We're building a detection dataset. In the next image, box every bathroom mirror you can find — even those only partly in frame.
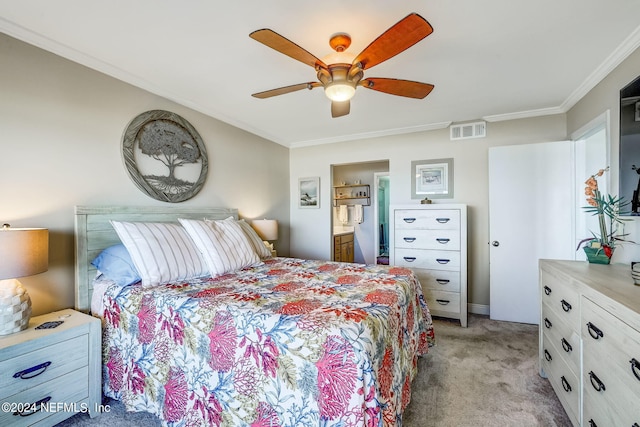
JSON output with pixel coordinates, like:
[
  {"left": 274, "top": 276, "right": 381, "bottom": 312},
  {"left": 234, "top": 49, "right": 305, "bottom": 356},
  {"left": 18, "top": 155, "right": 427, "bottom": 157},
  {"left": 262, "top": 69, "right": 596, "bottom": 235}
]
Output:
[{"left": 620, "top": 75, "right": 640, "bottom": 215}]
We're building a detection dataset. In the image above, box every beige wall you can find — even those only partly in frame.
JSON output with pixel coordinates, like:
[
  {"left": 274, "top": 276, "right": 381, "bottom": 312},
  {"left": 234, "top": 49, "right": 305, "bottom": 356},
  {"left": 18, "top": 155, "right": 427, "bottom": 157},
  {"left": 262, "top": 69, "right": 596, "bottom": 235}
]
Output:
[
  {"left": 567, "top": 46, "right": 640, "bottom": 266},
  {"left": 0, "top": 34, "right": 290, "bottom": 316},
  {"left": 290, "top": 115, "right": 567, "bottom": 308}
]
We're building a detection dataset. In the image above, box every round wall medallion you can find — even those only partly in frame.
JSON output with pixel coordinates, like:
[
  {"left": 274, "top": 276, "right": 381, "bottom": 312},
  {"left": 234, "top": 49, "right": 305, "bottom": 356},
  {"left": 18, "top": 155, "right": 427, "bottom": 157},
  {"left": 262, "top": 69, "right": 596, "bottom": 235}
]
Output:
[{"left": 122, "top": 110, "right": 208, "bottom": 203}]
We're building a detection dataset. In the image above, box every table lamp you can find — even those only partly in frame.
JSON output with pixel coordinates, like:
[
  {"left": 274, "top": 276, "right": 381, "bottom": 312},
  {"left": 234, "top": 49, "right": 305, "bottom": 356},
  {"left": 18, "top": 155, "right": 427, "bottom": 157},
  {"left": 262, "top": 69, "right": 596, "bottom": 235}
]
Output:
[
  {"left": 0, "top": 224, "right": 49, "bottom": 335},
  {"left": 251, "top": 219, "right": 278, "bottom": 252}
]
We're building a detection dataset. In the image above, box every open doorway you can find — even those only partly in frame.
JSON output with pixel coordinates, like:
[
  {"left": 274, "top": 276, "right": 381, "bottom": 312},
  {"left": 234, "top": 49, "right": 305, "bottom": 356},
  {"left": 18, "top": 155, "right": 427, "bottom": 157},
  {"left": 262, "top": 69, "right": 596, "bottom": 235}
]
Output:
[
  {"left": 331, "top": 161, "right": 389, "bottom": 264},
  {"left": 374, "top": 172, "right": 390, "bottom": 265}
]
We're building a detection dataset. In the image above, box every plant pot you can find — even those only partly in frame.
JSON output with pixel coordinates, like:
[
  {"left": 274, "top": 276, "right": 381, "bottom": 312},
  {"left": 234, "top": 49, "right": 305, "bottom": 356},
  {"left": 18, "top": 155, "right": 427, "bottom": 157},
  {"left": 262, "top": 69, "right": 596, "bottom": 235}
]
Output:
[{"left": 583, "top": 246, "right": 612, "bottom": 265}]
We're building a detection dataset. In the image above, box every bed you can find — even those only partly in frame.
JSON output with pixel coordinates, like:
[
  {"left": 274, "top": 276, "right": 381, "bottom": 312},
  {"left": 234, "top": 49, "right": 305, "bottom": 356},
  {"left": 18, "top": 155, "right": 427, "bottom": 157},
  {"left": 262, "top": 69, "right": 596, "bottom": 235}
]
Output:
[{"left": 74, "top": 205, "right": 434, "bottom": 427}]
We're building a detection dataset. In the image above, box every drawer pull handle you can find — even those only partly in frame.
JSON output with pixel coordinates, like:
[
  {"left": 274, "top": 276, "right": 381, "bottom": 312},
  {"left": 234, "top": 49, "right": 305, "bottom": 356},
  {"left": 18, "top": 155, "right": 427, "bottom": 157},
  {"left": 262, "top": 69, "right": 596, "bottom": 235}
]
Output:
[
  {"left": 403, "top": 237, "right": 416, "bottom": 243},
  {"left": 560, "top": 299, "right": 572, "bottom": 312},
  {"left": 435, "top": 218, "right": 450, "bottom": 223},
  {"left": 436, "top": 238, "right": 450, "bottom": 244},
  {"left": 13, "top": 396, "right": 51, "bottom": 417},
  {"left": 544, "top": 349, "right": 552, "bottom": 362},
  {"left": 435, "top": 299, "right": 450, "bottom": 305},
  {"left": 560, "top": 375, "right": 571, "bottom": 392},
  {"left": 436, "top": 279, "right": 450, "bottom": 285},
  {"left": 403, "top": 257, "right": 416, "bottom": 262},
  {"left": 436, "top": 259, "right": 450, "bottom": 264},
  {"left": 587, "top": 322, "right": 604, "bottom": 340},
  {"left": 630, "top": 358, "right": 640, "bottom": 381},
  {"left": 403, "top": 218, "right": 416, "bottom": 223},
  {"left": 544, "top": 318, "right": 552, "bottom": 329},
  {"left": 588, "top": 420, "right": 597, "bottom": 427},
  {"left": 544, "top": 286, "right": 551, "bottom": 295},
  {"left": 13, "top": 361, "right": 52, "bottom": 379},
  {"left": 561, "top": 338, "right": 572, "bottom": 353},
  {"left": 589, "top": 371, "right": 606, "bottom": 392}
]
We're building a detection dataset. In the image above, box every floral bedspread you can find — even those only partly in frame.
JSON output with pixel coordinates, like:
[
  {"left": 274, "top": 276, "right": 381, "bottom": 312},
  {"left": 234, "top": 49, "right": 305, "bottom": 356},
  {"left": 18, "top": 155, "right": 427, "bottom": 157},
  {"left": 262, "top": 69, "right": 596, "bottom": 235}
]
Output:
[{"left": 101, "top": 257, "right": 435, "bottom": 427}]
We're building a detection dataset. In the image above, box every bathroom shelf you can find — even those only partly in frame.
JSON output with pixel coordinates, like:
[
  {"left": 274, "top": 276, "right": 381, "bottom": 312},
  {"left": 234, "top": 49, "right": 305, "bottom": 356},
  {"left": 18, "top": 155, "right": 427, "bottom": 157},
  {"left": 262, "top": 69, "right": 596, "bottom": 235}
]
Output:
[{"left": 333, "top": 184, "right": 370, "bottom": 206}]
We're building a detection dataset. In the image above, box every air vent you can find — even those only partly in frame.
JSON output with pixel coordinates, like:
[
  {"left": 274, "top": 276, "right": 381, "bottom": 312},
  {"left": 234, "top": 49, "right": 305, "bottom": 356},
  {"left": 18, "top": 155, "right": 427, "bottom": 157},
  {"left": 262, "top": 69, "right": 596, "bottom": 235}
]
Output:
[{"left": 450, "top": 121, "right": 486, "bottom": 140}]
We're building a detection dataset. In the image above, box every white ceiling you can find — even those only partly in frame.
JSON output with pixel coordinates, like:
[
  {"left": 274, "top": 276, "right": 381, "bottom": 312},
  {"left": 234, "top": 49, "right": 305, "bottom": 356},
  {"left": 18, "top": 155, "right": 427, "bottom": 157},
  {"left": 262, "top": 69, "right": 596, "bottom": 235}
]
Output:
[{"left": 2, "top": 1, "right": 640, "bottom": 148}]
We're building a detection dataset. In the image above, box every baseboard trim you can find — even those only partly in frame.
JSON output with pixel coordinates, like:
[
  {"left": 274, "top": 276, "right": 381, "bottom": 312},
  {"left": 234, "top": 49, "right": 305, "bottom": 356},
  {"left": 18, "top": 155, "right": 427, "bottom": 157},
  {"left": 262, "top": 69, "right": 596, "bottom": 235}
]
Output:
[{"left": 468, "top": 303, "right": 489, "bottom": 316}]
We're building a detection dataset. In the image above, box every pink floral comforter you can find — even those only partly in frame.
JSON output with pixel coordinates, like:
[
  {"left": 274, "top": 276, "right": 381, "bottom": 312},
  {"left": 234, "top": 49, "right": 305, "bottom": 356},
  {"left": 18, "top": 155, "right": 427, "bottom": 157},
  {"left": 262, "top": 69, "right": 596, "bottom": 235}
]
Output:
[{"left": 102, "top": 257, "right": 434, "bottom": 426}]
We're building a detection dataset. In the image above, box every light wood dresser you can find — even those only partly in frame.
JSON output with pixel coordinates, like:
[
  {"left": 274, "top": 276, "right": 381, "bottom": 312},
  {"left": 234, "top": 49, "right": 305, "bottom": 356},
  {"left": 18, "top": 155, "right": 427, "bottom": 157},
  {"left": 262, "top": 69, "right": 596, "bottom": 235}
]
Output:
[
  {"left": 539, "top": 260, "right": 640, "bottom": 426},
  {"left": 390, "top": 204, "right": 468, "bottom": 327},
  {"left": 0, "top": 309, "right": 101, "bottom": 426}
]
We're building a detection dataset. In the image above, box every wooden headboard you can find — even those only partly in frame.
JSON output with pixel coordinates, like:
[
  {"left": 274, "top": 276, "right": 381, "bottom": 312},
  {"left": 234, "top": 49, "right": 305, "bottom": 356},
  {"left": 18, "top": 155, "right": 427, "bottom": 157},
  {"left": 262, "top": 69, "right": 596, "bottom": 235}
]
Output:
[{"left": 74, "top": 205, "right": 238, "bottom": 313}]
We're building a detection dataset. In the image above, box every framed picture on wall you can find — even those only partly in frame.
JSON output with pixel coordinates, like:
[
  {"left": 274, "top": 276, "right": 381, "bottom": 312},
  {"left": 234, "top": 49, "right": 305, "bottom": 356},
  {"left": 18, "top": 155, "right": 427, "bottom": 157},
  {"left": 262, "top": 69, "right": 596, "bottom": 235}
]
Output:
[
  {"left": 298, "top": 177, "right": 320, "bottom": 208},
  {"left": 411, "top": 158, "right": 454, "bottom": 199}
]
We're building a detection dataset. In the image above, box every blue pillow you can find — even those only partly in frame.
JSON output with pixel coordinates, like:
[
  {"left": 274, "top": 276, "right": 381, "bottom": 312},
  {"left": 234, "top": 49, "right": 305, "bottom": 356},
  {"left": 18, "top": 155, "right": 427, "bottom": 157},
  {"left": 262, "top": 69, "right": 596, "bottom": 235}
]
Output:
[{"left": 91, "top": 244, "right": 141, "bottom": 286}]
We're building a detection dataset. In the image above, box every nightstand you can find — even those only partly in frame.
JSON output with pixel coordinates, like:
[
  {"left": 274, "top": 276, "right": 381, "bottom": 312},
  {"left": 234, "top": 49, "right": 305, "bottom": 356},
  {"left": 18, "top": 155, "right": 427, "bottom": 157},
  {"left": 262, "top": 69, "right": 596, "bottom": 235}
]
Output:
[{"left": 0, "top": 309, "right": 101, "bottom": 426}]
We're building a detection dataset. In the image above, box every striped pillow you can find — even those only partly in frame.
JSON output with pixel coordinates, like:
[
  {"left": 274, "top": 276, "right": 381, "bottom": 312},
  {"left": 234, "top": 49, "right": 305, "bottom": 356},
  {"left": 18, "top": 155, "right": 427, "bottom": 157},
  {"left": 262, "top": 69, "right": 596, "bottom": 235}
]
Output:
[
  {"left": 179, "top": 218, "right": 260, "bottom": 277},
  {"left": 225, "top": 218, "right": 272, "bottom": 259},
  {"left": 110, "top": 221, "right": 208, "bottom": 287}
]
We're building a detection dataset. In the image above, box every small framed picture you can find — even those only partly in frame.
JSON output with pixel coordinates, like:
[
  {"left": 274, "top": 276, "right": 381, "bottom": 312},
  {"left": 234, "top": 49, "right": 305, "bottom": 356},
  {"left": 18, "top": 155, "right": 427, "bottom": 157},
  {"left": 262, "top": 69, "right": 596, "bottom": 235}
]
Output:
[
  {"left": 411, "top": 158, "right": 454, "bottom": 199},
  {"left": 298, "top": 177, "right": 320, "bottom": 208}
]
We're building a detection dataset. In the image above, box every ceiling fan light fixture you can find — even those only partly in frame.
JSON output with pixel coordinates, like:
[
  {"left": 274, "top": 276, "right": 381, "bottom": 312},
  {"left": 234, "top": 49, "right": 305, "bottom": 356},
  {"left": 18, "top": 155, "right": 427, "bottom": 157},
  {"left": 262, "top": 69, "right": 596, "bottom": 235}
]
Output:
[{"left": 324, "top": 83, "right": 356, "bottom": 102}]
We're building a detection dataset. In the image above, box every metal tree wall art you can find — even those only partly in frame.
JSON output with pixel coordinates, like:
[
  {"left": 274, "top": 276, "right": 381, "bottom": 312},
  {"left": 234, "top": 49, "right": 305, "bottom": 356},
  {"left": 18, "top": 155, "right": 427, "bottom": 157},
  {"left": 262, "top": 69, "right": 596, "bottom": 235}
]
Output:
[{"left": 122, "top": 110, "right": 208, "bottom": 202}]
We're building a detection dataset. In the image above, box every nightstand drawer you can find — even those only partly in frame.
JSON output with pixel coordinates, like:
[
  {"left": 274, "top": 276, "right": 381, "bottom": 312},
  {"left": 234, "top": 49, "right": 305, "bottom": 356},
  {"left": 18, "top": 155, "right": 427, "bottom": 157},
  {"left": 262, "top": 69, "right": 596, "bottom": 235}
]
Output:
[
  {"left": 0, "top": 335, "right": 88, "bottom": 400},
  {"left": 0, "top": 366, "right": 89, "bottom": 427}
]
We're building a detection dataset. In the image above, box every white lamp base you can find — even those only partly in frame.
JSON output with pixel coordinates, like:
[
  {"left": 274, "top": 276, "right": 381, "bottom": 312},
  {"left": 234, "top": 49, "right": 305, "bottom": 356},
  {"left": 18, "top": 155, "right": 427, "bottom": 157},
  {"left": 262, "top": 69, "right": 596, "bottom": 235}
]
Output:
[{"left": 0, "top": 278, "right": 32, "bottom": 335}]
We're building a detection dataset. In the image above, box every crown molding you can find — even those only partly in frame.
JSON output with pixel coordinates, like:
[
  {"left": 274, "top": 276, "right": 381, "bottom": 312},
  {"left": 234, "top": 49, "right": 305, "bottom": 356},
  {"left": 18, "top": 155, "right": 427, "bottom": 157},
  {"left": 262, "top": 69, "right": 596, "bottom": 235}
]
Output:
[{"left": 288, "top": 121, "right": 452, "bottom": 148}]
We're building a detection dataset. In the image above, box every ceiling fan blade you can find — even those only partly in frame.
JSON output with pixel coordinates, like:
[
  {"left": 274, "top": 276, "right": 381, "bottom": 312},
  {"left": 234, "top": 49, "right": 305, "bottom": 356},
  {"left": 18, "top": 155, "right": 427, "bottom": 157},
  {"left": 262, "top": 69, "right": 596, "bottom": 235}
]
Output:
[
  {"left": 353, "top": 13, "right": 433, "bottom": 70},
  {"left": 331, "top": 100, "right": 350, "bottom": 118},
  {"left": 361, "top": 78, "right": 434, "bottom": 99},
  {"left": 252, "top": 82, "right": 321, "bottom": 99},
  {"left": 250, "top": 29, "right": 328, "bottom": 69}
]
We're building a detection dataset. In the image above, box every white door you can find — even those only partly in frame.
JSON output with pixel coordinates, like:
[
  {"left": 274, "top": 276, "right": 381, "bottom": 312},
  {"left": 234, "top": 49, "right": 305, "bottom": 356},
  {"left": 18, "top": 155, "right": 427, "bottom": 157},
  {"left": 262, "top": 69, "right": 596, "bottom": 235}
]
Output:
[{"left": 489, "top": 141, "right": 574, "bottom": 324}]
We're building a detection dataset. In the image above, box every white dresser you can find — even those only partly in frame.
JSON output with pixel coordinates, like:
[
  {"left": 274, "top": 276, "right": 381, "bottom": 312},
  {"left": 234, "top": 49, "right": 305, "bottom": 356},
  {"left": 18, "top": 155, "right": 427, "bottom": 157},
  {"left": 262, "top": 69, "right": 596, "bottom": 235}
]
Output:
[
  {"left": 389, "top": 204, "right": 468, "bottom": 327},
  {"left": 0, "top": 309, "right": 101, "bottom": 426},
  {"left": 539, "top": 260, "right": 640, "bottom": 426}
]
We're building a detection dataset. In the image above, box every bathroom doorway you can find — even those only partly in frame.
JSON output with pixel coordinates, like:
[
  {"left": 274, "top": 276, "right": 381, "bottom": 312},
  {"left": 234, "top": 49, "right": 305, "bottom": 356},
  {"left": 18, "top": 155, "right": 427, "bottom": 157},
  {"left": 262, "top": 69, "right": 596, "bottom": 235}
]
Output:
[{"left": 374, "top": 172, "right": 390, "bottom": 265}]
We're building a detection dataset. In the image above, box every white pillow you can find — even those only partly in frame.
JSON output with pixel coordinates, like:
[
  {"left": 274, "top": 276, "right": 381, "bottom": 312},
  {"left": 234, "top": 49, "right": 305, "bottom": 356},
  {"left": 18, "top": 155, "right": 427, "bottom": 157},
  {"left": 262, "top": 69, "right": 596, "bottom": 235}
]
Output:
[
  {"left": 110, "top": 221, "right": 208, "bottom": 287},
  {"left": 179, "top": 218, "right": 260, "bottom": 276},
  {"left": 231, "top": 218, "right": 272, "bottom": 259}
]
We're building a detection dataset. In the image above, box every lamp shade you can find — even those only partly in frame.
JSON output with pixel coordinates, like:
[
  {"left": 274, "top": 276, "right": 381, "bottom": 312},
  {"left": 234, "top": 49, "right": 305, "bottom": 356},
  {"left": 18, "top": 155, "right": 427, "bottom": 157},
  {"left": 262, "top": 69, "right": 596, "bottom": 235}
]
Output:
[
  {"left": 0, "top": 227, "right": 49, "bottom": 280},
  {"left": 0, "top": 226, "right": 48, "bottom": 335},
  {"left": 251, "top": 219, "right": 278, "bottom": 241}
]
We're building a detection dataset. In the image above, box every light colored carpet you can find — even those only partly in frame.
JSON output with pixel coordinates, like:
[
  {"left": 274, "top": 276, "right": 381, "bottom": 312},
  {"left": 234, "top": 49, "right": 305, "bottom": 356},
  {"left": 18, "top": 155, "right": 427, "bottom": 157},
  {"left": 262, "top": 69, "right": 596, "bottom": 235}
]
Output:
[
  {"left": 403, "top": 315, "right": 571, "bottom": 427},
  {"left": 57, "top": 314, "right": 570, "bottom": 427}
]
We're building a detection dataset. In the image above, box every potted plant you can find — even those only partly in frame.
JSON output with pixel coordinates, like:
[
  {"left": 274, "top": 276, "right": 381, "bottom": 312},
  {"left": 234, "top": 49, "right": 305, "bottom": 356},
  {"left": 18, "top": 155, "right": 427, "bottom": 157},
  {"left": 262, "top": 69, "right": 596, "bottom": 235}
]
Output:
[{"left": 577, "top": 167, "right": 630, "bottom": 264}]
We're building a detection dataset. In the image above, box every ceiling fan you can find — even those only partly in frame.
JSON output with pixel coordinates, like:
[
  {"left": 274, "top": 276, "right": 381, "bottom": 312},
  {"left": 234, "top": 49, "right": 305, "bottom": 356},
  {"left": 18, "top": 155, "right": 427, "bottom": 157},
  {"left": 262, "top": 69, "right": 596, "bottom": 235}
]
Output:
[{"left": 249, "top": 13, "right": 434, "bottom": 118}]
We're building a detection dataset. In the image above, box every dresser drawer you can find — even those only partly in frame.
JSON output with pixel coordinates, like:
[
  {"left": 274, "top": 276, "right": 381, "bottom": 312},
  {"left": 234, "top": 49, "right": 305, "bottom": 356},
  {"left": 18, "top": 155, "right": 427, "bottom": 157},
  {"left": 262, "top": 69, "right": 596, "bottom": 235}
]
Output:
[
  {"left": 582, "top": 297, "right": 640, "bottom": 396},
  {"left": 0, "top": 335, "right": 88, "bottom": 399},
  {"left": 394, "top": 209, "right": 460, "bottom": 230},
  {"left": 582, "top": 368, "right": 640, "bottom": 427},
  {"left": 395, "top": 248, "right": 460, "bottom": 271},
  {"left": 423, "top": 289, "right": 460, "bottom": 315},
  {"left": 413, "top": 269, "right": 460, "bottom": 292},
  {"left": 541, "top": 304, "right": 580, "bottom": 374},
  {"left": 394, "top": 229, "right": 460, "bottom": 251},
  {"left": 583, "top": 381, "right": 640, "bottom": 427},
  {"left": 540, "top": 270, "right": 580, "bottom": 332},
  {"left": 0, "top": 366, "right": 89, "bottom": 427},
  {"left": 541, "top": 338, "right": 580, "bottom": 426}
]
